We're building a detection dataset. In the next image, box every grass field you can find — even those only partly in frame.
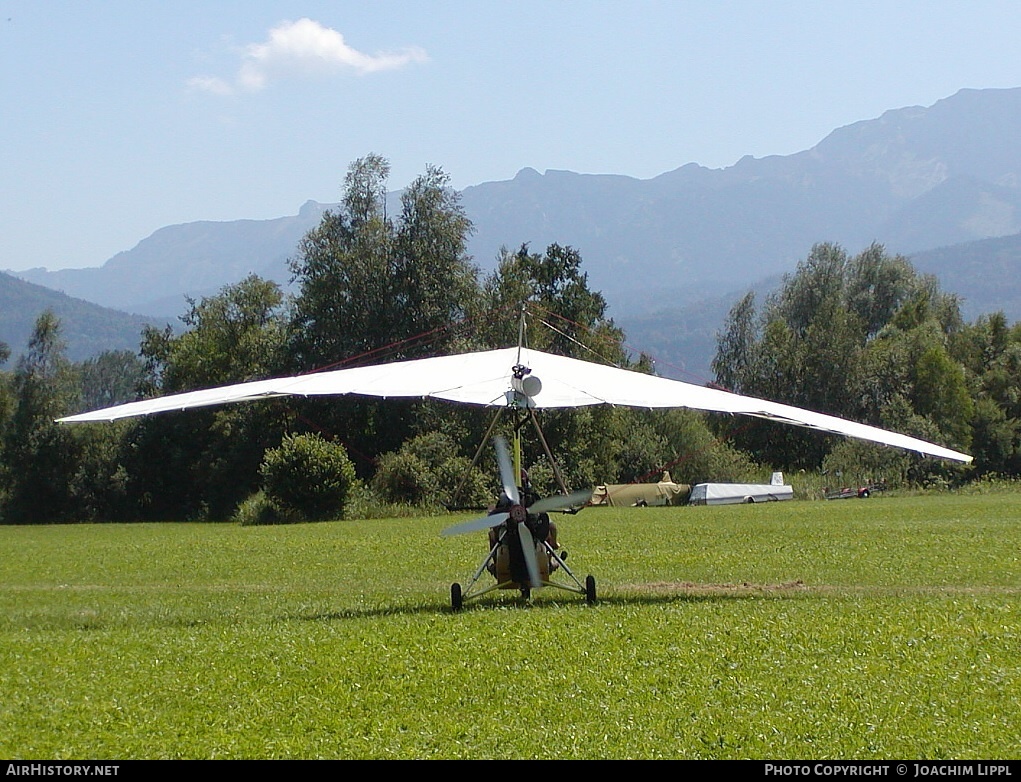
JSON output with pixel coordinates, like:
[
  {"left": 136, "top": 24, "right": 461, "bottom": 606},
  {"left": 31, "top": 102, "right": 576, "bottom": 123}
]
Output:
[{"left": 1, "top": 493, "right": 1019, "bottom": 759}]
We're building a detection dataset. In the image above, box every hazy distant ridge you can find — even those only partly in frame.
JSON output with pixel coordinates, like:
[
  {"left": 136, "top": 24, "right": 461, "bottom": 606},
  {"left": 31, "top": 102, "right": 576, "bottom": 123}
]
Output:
[
  {"left": 0, "top": 272, "right": 158, "bottom": 362},
  {"left": 7, "top": 87, "right": 1021, "bottom": 373},
  {"left": 461, "top": 87, "right": 1021, "bottom": 299},
  {"left": 14, "top": 201, "right": 332, "bottom": 317}
]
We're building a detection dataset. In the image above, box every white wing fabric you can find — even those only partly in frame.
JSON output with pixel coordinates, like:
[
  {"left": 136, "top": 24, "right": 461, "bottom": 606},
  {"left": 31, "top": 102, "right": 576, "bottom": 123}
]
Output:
[{"left": 57, "top": 347, "right": 972, "bottom": 462}]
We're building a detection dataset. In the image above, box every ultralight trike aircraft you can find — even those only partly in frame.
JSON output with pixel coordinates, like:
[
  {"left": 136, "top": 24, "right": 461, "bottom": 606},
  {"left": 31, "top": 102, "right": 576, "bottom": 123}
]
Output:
[
  {"left": 58, "top": 324, "right": 972, "bottom": 609},
  {"left": 441, "top": 434, "right": 595, "bottom": 609}
]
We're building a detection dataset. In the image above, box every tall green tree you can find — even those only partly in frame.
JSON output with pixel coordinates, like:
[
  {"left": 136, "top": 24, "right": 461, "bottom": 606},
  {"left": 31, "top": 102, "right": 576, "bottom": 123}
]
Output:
[
  {"left": 712, "top": 243, "right": 971, "bottom": 475},
  {"left": 955, "top": 313, "right": 1021, "bottom": 475},
  {"left": 287, "top": 154, "right": 396, "bottom": 368},
  {"left": 143, "top": 274, "right": 289, "bottom": 392},
  {"left": 125, "top": 276, "right": 291, "bottom": 520},
  {"left": 77, "top": 350, "right": 146, "bottom": 413},
  {"left": 392, "top": 165, "right": 479, "bottom": 354},
  {"left": 470, "top": 243, "right": 748, "bottom": 495},
  {"left": 0, "top": 341, "right": 12, "bottom": 447},
  {"left": 712, "top": 291, "right": 756, "bottom": 394},
  {"left": 0, "top": 312, "right": 82, "bottom": 522},
  {"left": 286, "top": 155, "right": 481, "bottom": 472},
  {"left": 288, "top": 155, "right": 479, "bottom": 369},
  {"left": 479, "top": 243, "right": 627, "bottom": 364}
]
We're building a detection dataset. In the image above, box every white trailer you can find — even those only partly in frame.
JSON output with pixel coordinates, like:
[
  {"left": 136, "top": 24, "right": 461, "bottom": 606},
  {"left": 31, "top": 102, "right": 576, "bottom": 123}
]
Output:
[{"left": 689, "top": 472, "right": 793, "bottom": 506}]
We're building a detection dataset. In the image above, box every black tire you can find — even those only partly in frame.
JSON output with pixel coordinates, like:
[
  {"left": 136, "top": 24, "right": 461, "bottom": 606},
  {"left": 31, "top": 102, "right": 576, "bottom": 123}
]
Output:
[
  {"left": 450, "top": 582, "right": 463, "bottom": 611},
  {"left": 585, "top": 574, "right": 597, "bottom": 604},
  {"left": 861, "top": 489, "right": 870, "bottom": 498}
]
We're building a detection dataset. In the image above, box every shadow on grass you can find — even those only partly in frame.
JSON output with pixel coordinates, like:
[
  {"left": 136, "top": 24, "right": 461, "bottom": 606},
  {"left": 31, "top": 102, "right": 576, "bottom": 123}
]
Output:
[
  {"left": 3, "top": 582, "right": 822, "bottom": 630},
  {"left": 294, "top": 582, "right": 812, "bottom": 622}
]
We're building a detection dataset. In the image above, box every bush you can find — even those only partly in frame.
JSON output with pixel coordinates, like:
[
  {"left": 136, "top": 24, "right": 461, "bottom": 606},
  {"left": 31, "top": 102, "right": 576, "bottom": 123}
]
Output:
[
  {"left": 822, "top": 439, "right": 910, "bottom": 489},
  {"left": 371, "top": 450, "right": 432, "bottom": 506},
  {"left": 371, "top": 432, "right": 493, "bottom": 509},
  {"left": 259, "top": 433, "right": 357, "bottom": 521},
  {"left": 343, "top": 482, "right": 445, "bottom": 520},
  {"left": 234, "top": 490, "right": 306, "bottom": 525}
]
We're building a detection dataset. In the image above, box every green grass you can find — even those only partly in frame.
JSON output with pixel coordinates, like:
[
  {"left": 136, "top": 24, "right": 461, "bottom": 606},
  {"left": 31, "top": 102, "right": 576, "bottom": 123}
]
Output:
[{"left": 1, "top": 494, "right": 1019, "bottom": 759}]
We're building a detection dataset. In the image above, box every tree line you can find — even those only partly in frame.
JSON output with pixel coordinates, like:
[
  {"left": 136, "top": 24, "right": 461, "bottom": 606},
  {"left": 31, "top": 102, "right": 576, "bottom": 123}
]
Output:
[
  {"left": 712, "top": 242, "right": 1021, "bottom": 484},
  {"left": 0, "top": 155, "right": 751, "bottom": 523},
  {"left": 1, "top": 156, "right": 1019, "bottom": 524}
]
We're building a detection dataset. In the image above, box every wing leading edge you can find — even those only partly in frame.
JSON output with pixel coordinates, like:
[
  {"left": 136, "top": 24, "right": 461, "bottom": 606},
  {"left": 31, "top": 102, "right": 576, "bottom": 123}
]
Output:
[{"left": 57, "top": 347, "right": 972, "bottom": 463}]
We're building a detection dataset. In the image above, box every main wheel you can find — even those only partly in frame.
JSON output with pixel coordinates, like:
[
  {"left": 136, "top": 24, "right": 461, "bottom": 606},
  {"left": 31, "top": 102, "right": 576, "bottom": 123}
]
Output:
[
  {"left": 585, "top": 574, "right": 597, "bottom": 604},
  {"left": 450, "top": 582, "right": 463, "bottom": 611}
]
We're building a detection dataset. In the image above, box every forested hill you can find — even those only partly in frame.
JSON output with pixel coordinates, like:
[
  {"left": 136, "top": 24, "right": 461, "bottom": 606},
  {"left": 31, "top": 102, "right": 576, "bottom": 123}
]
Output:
[
  {"left": 0, "top": 272, "right": 160, "bottom": 362},
  {"left": 912, "top": 232, "right": 1021, "bottom": 321}
]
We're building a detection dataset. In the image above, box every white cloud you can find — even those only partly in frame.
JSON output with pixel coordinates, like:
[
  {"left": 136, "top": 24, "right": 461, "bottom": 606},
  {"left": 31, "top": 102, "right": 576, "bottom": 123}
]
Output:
[{"left": 189, "top": 18, "right": 427, "bottom": 95}]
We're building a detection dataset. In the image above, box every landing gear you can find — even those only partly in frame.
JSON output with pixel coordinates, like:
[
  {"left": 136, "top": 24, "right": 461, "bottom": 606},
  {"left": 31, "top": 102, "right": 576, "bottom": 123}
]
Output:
[
  {"left": 444, "top": 416, "right": 595, "bottom": 611},
  {"left": 585, "top": 574, "right": 597, "bottom": 604},
  {"left": 451, "top": 582, "right": 463, "bottom": 611}
]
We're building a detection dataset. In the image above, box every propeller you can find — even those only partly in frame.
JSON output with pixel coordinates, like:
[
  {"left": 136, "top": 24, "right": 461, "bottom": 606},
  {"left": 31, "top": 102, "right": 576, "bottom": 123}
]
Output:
[
  {"left": 440, "top": 437, "right": 590, "bottom": 589},
  {"left": 515, "top": 516, "right": 541, "bottom": 590},
  {"left": 494, "top": 433, "right": 520, "bottom": 506}
]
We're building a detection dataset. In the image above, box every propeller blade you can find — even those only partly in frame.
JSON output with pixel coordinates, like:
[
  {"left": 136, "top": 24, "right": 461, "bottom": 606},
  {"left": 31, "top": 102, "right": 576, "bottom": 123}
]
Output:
[
  {"left": 517, "top": 521, "right": 542, "bottom": 588},
  {"left": 441, "top": 512, "right": 509, "bottom": 537},
  {"left": 527, "top": 489, "right": 592, "bottom": 515},
  {"left": 494, "top": 436, "right": 520, "bottom": 505}
]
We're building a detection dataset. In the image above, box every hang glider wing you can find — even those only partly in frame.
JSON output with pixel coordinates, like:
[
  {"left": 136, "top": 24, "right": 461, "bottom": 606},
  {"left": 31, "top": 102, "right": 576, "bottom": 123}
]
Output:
[{"left": 57, "top": 347, "right": 972, "bottom": 463}]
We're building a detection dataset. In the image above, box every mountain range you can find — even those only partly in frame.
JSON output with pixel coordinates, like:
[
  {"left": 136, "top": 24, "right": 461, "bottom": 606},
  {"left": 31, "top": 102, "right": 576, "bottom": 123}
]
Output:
[
  {"left": 6, "top": 86, "right": 1021, "bottom": 377},
  {"left": 0, "top": 272, "right": 156, "bottom": 363}
]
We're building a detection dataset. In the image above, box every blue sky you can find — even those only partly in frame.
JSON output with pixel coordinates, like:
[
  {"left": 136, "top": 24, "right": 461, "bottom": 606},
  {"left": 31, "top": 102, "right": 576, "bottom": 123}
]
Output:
[{"left": 3, "top": 1, "right": 1021, "bottom": 272}]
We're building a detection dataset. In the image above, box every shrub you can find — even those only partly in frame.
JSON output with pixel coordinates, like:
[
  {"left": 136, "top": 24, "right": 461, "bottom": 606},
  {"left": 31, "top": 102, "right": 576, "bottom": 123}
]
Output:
[
  {"left": 435, "top": 455, "right": 493, "bottom": 508},
  {"left": 233, "top": 490, "right": 293, "bottom": 526},
  {"left": 371, "top": 450, "right": 432, "bottom": 506},
  {"left": 259, "top": 433, "right": 357, "bottom": 521},
  {"left": 371, "top": 432, "right": 493, "bottom": 509},
  {"left": 822, "top": 439, "right": 910, "bottom": 489}
]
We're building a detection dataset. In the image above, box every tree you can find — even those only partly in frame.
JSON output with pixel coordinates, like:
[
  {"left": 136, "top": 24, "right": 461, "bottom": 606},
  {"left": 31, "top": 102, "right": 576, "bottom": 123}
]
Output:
[
  {"left": 392, "top": 165, "right": 479, "bottom": 354},
  {"left": 77, "top": 350, "right": 146, "bottom": 413},
  {"left": 846, "top": 245, "right": 917, "bottom": 339},
  {"left": 125, "top": 277, "right": 291, "bottom": 520},
  {"left": 286, "top": 156, "right": 481, "bottom": 473},
  {"left": 955, "top": 313, "right": 1021, "bottom": 475},
  {"left": 0, "top": 312, "right": 82, "bottom": 522},
  {"left": 712, "top": 291, "right": 756, "bottom": 393},
  {"left": 479, "top": 243, "right": 628, "bottom": 363},
  {"left": 471, "top": 243, "right": 669, "bottom": 491},
  {"left": 287, "top": 154, "right": 397, "bottom": 368},
  {"left": 146, "top": 274, "right": 289, "bottom": 392},
  {"left": 288, "top": 156, "right": 479, "bottom": 369},
  {"left": 0, "top": 341, "right": 12, "bottom": 448},
  {"left": 712, "top": 243, "right": 971, "bottom": 476}
]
